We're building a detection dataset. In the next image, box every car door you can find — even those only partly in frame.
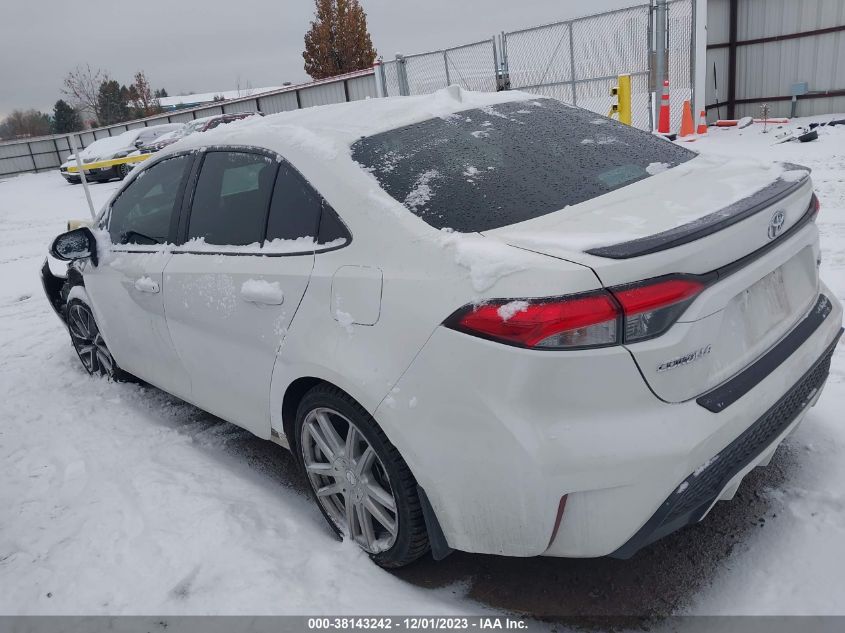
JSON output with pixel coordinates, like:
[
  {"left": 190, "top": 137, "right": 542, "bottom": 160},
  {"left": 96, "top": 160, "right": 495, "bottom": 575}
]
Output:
[
  {"left": 162, "top": 149, "right": 324, "bottom": 438},
  {"left": 83, "top": 153, "right": 194, "bottom": 397}
]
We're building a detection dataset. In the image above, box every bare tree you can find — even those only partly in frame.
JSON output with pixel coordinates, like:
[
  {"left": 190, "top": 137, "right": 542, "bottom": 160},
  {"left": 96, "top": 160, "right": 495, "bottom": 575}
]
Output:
[
  {"left": 131, "top": 70, "right": 162, "bottom": 117},
  {"left": 61, "top": 64, "right": 105, "bottom": 121},
  {"left": 0, "top": 109, "right": 52, "bottom": 140}
]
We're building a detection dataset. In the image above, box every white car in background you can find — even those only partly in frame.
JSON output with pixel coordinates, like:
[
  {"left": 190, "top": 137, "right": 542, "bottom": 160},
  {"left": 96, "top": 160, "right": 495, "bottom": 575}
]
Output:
[
  {"left": 43, "top": 89, "right": 842, "bottom": 568},
  {"left": 59, "top": 124, "right": 183, "bottom": 183}
]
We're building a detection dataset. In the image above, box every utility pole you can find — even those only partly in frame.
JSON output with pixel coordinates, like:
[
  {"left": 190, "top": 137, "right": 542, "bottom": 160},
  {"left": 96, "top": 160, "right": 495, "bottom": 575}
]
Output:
[{"left": 654, "top": 0, "right": 668, "bottom": 128}]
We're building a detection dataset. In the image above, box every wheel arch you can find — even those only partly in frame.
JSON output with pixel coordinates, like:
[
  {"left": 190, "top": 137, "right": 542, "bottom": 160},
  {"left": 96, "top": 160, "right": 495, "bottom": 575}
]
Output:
[{"left": 281, "top": 376, "right": 325, "bottom": 452}]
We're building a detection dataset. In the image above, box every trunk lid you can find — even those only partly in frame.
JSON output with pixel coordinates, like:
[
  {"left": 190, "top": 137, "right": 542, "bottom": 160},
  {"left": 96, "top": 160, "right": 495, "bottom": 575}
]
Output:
[{"left": 484, "top": 156, "right": 820, "bottom": 402}]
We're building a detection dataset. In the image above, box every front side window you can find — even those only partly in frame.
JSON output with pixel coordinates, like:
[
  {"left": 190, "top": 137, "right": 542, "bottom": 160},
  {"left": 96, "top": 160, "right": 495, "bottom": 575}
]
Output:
[
  {"left": 108, "top": 154, "right": 192, "bottom": 245},
  {"left": 351, "top": 99, "right": 696, "bottom": 232},
  {"left": 186, "top": 151, "right": 277, "bottom": 246}
]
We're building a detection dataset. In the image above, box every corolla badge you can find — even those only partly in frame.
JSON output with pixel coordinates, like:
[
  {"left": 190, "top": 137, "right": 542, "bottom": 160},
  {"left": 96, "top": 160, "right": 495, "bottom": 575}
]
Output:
[
  {"left": 768, "top": 209, "right": 786, "bottom": 240},
  {"left": 657, "top": 345, "right": 712, "bottom": 373}
]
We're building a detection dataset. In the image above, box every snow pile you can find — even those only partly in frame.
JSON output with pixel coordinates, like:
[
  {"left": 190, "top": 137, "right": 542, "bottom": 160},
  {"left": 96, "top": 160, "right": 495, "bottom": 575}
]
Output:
[
  {"left": 646, "top": 161, "right": 671, "bottom": 175},
  {"left": 404, "top": 170, "right": 440, "bottom": 211},
  {"left": 335, "top": 309, "right": 354, "bottom": 333},
  {"left": 497, "top": 300, "right": 529, "bottom": 321},
  {"left": 240, "top": 279, "right": 283, "bottom": 304},
  {"left": 438, "top": 230, "right": 530, "bottom": 292}
]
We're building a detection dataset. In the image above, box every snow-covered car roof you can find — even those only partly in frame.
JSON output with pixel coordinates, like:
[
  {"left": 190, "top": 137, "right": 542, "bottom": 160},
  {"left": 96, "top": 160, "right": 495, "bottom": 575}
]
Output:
[
  {"left": 79, "top": 130, "right": 142, "bottom": 159},
  {"left": 172, "top": 87, "right": 532, "bottom": 159}
]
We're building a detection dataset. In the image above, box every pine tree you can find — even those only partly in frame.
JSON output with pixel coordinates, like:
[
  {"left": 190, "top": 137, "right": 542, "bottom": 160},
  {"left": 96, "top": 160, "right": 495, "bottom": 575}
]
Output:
[
  {"left": 154, "top": 88, "right": 169, "bottom": 98},
  {"left": 96, "top": 79, "right": 129, "bottom": 126},
  {"left": 303, "top": 0, "right": 377, "bottom": 80},
  {"left": 52, "top": 99, "right": 83, "bottom": 134}
]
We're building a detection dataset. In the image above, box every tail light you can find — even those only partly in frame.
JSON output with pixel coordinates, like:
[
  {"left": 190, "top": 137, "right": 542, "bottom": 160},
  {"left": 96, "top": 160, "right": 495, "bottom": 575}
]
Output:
[
  {"left": 444, "top": 276, "right": 706, "bottom": 349},
  {"left": 810, "top": 193, "right": 821, "bottom": 220},
  {"left": 611, "top": 276, "right": 705, "bottom": 342},
  {"left": 443, "top": 291, "right": 620, "bottom": 350}
]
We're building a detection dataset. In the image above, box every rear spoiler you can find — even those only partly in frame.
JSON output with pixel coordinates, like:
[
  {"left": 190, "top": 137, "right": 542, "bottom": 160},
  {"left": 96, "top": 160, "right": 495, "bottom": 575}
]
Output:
[{"left": 586, "top": 164, "right": 811, "bottom": 260}]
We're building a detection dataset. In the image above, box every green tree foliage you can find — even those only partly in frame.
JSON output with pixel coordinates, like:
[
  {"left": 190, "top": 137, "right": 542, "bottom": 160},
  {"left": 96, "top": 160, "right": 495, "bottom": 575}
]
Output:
[
  {"left": 97, "top": 79, "right": 129, "bottom": 126},
  {"left": 303, "top": 0, "right": 377, "bottom": 80},
  {"left": 52, "top": 99, "right": 83, "bottom": 134}
]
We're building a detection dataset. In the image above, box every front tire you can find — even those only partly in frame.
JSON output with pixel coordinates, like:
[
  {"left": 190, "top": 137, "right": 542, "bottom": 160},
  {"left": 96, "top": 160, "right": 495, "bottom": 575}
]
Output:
[
  {"left": 295, "top": 385, "right": 429, "bottom": 568},
  {"left": 66, "top": 299, "right": 130, "bottom": 381}
]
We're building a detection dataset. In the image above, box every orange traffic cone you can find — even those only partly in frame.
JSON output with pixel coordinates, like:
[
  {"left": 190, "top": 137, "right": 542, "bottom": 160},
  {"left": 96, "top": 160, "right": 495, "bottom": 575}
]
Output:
[
  {"left": 696, "top": 110, "right": 708, "bottom": 135},
  {"left": 657, "top": 80, "right": 671, "bottom": 134},
  {"left": 679, "top": 100, "right": 695, "bottom": 137}
]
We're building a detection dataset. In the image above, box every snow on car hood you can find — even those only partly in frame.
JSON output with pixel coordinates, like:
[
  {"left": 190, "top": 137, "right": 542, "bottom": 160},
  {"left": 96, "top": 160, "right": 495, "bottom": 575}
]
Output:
[{"left": 80, "top": 131, "right": 140, "bottom": 160}]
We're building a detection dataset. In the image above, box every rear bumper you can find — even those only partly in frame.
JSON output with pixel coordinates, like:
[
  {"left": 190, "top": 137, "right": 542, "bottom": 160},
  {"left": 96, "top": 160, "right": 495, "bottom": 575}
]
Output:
[
  {"left": 376, "top": 284, "right": 843, "bottom": 558},
  {"left": 612, "top": 327, "right": 841, "bottom": 558}
]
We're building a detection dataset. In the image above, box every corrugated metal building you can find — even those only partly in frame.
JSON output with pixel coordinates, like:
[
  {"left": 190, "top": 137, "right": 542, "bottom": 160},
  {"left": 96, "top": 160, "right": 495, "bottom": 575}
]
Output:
[{"left": 706, "top": 0, "right": 845, "bottom": 120}]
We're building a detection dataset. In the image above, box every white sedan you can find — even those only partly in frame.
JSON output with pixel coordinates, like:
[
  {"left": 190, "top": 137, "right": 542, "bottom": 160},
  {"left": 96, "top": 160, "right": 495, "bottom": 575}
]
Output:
[{"left": 42, "top": 88, "right": 843, "bottom": 568}]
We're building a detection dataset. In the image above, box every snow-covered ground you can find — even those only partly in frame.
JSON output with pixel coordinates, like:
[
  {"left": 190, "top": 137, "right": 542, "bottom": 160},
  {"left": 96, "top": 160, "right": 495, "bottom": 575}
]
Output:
[{"left": 0, "top": 115, "right": 844, "bottom": 620}]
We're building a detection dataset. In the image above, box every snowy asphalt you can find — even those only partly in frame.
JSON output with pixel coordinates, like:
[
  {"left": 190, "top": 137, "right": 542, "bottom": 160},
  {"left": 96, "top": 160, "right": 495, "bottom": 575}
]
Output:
[{"left": 1, "top": 118, "right": 844, "bottom": 623}]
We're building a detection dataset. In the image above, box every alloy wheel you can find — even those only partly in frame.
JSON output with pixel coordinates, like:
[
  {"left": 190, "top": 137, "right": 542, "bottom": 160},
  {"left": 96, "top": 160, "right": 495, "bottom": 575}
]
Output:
[
  {"left": 67, "top": 302, "right": 116, "bottom": 377},
  {"left": 301, "top": 407, "right": 399, "bottom": 553}
]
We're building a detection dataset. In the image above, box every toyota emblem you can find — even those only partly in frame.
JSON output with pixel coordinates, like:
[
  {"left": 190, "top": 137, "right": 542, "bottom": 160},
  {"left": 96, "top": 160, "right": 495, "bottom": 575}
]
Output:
[{"left": 768, "top": 209, "right": 786, "bottom": 240}]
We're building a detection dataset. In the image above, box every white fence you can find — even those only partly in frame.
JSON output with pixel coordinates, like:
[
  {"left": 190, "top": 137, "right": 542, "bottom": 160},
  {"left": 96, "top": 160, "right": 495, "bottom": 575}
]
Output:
[{"left": 0, "top": 69, "right": 377, "bottom": 179}]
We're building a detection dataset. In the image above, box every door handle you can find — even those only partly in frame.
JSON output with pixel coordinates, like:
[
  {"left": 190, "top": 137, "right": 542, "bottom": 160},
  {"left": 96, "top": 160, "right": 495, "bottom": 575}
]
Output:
[
  {"left": 240, "top": 280, "right": 284, "bottom": 305},
  {"left": 134, "top": 277, "right": 160, "bottom": 294}
]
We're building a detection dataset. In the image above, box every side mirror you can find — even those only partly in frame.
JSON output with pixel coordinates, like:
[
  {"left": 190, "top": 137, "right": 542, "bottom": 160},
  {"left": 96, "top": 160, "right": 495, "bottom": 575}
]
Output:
[
  {"left": 51, "top": 227, "right": 98, "bottom": 266},
  {"left": 134, "top": 139, "right": 144, "bottom": 148}
]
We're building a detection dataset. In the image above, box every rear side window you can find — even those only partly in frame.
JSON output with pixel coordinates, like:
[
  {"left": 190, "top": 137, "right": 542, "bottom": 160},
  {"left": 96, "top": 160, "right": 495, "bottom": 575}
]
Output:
[
  {"left": 187, "top": 151, "right": 277, "bottom": 245},
  {"left": 266, "top": 162, "right": 350, "bottom": 246},
  {"left": 266, "top": 163, "right": 321, "bottom": 241},
  {"left": 108, "top": 154, "right": 191, "bottom": 245},
  {"left": 351, "top": 99, "right": 696, "bottom": 232}
]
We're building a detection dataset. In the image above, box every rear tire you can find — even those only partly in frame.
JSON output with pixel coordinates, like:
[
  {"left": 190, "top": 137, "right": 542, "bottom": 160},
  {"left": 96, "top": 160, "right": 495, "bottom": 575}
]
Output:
[
  {"left": 295, "top": 384, "right": 430, "bottom": 568},
  {"left": 65, "top": 298, "right": 131, "bottom": 382}
]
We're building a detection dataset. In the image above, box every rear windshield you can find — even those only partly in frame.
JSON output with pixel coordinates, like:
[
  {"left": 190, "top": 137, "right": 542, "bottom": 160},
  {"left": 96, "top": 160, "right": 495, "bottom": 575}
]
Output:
[{"left": 351, "top": 99, "right": 696, "bottom": 232}]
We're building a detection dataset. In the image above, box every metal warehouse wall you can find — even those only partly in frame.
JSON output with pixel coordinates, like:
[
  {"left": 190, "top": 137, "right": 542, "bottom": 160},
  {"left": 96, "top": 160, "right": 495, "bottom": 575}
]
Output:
[{"left": 706, "top": 0, "right": 845, "bottom": 120}]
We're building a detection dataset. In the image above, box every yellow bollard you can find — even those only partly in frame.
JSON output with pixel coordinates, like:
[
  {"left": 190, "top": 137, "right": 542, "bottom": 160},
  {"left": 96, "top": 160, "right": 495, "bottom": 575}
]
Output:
[{"left": 617, "top": 74, "right": 632, "bottom": 126}]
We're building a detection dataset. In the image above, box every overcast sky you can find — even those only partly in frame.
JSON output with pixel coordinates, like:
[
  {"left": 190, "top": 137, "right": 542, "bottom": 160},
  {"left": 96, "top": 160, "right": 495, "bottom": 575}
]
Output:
[{"left": 0, "top": 0, "right": 633, "bottom": 119}]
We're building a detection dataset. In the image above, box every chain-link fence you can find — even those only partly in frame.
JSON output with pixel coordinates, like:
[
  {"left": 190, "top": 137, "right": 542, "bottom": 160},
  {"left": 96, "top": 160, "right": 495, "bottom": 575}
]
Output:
[
  {"left": 379, "top": 1, "right": 696, "bottom": 132},
  {"left": 502, "top": 5, "right": 653, "bottom": 129},
  {"left": 381, "top": 39, "right": 498, "bottom": 96},
  {"left": 666, "top": 0, "right": 695, "bottom": 131}
]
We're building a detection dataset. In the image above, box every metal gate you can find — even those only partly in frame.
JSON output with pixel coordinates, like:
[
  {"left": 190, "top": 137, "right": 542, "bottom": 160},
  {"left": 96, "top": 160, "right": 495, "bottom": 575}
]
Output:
[
  {"left": 501, "top": 0, "right": 695, "bottom": 130},
  {"left": 502, "top": 5, "right": 652, "bottom": 128},
  {"left": 381, "top": 38, "right": 499, "bottom": 97}
]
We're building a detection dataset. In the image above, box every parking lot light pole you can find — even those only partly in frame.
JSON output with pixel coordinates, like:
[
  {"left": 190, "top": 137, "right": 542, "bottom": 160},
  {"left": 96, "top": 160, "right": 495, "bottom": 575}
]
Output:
[{"left": 69, "top": 134, "right": 96, "bottom": 221}]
